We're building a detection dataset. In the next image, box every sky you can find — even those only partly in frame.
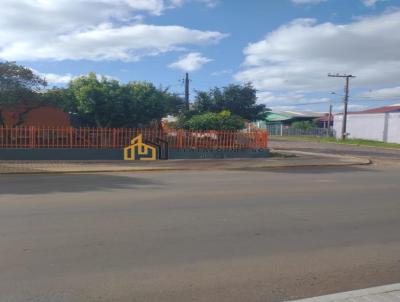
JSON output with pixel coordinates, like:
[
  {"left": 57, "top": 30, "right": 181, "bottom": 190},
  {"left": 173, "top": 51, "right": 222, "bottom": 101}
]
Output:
[{"left": 1, "top": 0, "right": 400, "bottom": 113}]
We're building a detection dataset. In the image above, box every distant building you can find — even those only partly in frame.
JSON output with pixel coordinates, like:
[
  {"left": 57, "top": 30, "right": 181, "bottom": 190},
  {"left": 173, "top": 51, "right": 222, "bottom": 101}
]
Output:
[
  {"left": 314, "top": 114, "right": 334, "bottom": 129},
  {"left": 334, "top": 104, "right": 400, "bottom": 143},
  {"left": 254, "top": 110, "right": 325, "bottom": 129}
]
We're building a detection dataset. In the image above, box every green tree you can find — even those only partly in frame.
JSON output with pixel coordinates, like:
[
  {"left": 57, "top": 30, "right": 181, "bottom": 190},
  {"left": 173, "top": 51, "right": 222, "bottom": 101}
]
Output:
[
  {"left": 68, "top": 73, "right": 184, "bottom": 128},
  {"left": 0, "top": 61, "right": 47, "bottom": 106},
  {"left": 68, "top": 73, "right": 123, "bottom": 127},
  {"left": 40, "top": 88, "right": 73, "bottom": 111},
  {"left": 180, "top": 110, "right": 245, "bottom": 131},
  {"left": 163, "top": 91, "right": 185, "bottom": 115},
  {"left": 193, "top": 83, "right": 266, "bottom": 121},
  {"left": 0, "top": 61, "right": 50, "bottom": 125},
  {"left": 119, "top": 81, "right": 169, "bottom": 128}
]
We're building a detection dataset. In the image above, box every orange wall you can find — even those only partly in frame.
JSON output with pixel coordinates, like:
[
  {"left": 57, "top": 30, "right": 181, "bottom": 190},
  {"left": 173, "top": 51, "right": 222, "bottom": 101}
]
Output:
[{"left": 1, "top": 106, "right": 70, "bottom": 127}]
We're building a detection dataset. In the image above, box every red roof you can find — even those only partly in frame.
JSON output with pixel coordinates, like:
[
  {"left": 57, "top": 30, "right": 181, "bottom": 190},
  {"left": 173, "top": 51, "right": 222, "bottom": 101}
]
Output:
[
  {"left": 314, "top": 114, "right": 333, "bottom": 122},
  {"left": 349, "top": 105, "right": 400, "bottom": 115}
]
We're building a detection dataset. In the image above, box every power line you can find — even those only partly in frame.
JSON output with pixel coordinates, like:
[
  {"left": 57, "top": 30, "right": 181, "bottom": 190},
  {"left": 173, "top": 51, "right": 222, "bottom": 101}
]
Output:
[
  {"left": 290, "top": 100, "right": 341, "bottom": 106},
  {"left": 351, "top": 95, "right": 400, "bottom": 100},
  {"left": 332, "top": 91, "right": 400, "bottom": 100}
]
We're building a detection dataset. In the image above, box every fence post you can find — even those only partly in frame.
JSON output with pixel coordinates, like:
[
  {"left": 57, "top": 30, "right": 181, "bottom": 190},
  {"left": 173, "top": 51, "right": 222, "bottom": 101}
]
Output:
[
  {"left": 263, "top": 131, "right": 268, "bottom": 149},
  {"left": 177, "top": 130, "right": 183, "bottom": 149},
  {"left": 280, "top": 124, "right": 283, "bottom": 136},
  {"left": 69, "top": 128, "right": 73, "bottom": 148},
  {"left": 29, "top": 126, "right": 34, "bottom": 148}
]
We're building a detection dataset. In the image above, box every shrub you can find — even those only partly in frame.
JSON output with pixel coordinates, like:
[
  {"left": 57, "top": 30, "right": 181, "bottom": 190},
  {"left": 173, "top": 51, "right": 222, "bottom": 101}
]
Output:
[
  {"left": 180, "top": 110, "right": 245, "bottom": 131},
  {"left": 291, "top": 121, "right": 315, "bottom": 130}
]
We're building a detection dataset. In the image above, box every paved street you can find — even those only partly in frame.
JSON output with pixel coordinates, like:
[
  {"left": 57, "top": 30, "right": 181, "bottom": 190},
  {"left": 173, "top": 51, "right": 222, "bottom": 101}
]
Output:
[
  {"left": 270, "top": 138, "right": 400, "bottom": 161},
  {"left": 1, "top": 158, "right": 400, "bottom": 301}
]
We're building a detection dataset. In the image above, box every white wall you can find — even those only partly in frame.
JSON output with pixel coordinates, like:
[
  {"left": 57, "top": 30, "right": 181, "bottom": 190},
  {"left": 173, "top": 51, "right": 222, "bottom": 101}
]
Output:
[{"left": 334, "top": 112, "right": 400, "bottom": 143}]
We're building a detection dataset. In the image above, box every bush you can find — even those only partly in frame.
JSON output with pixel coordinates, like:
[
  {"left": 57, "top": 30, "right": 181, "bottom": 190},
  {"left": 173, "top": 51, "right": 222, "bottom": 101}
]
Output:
[
  {"left": 193, "top": 83, "right": 266, "bottom": 121},
  {"left": 180, "top": 110, "right": 245, "bottom": 131},
  {"left": 291, "top": 121, "right": 315, "bottom": 130}
]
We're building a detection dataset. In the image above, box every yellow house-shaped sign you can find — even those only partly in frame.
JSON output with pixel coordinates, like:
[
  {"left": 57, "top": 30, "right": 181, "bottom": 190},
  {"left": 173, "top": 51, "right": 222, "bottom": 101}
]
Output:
[{"left": 124, "top": 134, "right": 157, "bottom": 161}]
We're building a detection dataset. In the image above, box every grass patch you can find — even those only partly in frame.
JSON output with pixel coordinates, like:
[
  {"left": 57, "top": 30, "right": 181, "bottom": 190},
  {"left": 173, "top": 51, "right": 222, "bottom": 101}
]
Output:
[
  {"left": 271, "top": 136, "right": 400, "bottom": 149},
  {"left": 269, "top": 152, "right": 296, "bottom": 158}
]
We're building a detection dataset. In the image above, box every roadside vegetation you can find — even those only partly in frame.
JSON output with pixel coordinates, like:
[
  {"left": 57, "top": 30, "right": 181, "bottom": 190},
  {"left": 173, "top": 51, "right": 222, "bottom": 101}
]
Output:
[
  {"left": 291, "top": 121, "right": 316, "bottom": 130},
  {"left": 0, "top": 61, "right": 267, "bottom": 130},
  {"left": 272, "top": 136, "right": 400, "bottom": 149},
  {"left": 177, "top": 110, "right": 245, "bottom": 131}
]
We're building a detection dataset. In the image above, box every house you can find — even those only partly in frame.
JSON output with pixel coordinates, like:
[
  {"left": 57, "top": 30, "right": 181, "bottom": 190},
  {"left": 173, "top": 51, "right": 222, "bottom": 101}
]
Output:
[
  {"left": 265, "top": 110, "right": 325, "bottom": 125},
  {"left": 254, "top": 110, "right": 325, "bottom": 129},
  {"left": 333, "top": 104, "right": 400, "bottom": 143},
  {"left": 314, "top": 114, "right": 334, "bottom": 129}
]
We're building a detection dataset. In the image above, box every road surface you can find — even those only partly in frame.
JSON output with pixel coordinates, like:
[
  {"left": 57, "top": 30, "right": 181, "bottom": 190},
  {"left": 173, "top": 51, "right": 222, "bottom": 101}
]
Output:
[
  {"left": 270, "top": 138, "right": 400, "bottom": 161},
  {"left": 1, "top": 161, "right": 400, "bottom": 301}
]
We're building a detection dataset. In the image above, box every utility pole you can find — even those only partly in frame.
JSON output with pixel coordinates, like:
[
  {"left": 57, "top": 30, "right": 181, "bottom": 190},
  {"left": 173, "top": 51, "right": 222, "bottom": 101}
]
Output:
[
  {"left": 328, "top": 104, "right": 332, "bottom": 136},
  {"left": 184, "top": 73, "right": 190, "bottom": 111},
  {"left": 328, "top": 74, "right": 355, "bottom": 140}
]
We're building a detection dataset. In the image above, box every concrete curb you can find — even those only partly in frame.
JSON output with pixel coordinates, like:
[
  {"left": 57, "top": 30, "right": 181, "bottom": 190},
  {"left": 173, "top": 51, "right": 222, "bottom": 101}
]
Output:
[
  {"left": 0, "top": 152, "right": 372, "bottom": 175},
  {"left": 270, "top": 137, "right": 400, "bottom": 151},
  {"left": 0, "top": 167, "right": 179, "bottom": 175},
  {"left": 286, "top": 283, "right": 400, "bottom": 302},
  {"left": 272, "top": 149, "right": 372, "bottom": 165}
]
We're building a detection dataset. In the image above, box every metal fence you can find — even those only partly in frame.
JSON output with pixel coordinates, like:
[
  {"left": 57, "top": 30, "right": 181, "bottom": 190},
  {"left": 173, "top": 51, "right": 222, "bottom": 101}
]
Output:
[
  {"left": 265, "top": 124, "right": 335, "bottom": 137},
  {"left": 0, "top": 126, "right": 268, "bottom": 150}
]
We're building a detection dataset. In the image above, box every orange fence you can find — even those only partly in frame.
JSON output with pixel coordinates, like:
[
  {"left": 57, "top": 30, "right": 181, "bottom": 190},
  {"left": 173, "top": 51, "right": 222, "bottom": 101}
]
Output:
[{"left": 0, "top": 126, "right": 268, "bottom": 150}]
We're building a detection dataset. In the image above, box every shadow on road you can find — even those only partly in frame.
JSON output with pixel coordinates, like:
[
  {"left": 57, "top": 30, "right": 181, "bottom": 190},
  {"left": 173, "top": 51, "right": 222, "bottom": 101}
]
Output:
[{"left": 0, "top": 174, "right": 162, "bottom": 195}]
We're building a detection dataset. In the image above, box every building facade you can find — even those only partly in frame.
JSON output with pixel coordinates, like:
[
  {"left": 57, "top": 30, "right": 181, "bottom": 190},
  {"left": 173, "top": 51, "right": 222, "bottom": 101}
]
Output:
[{"left": 334, "top": 105, "right": 400, "bottom": 143}]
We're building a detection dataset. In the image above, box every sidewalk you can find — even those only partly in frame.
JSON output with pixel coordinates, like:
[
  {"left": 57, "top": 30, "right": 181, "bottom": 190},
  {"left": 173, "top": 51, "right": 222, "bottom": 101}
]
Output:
[
  {"left": 0, "top": 151, "right": 370, "bottom": 174},
  {"left": 287, "top": 284, "right": 400, "bottom": 302}
]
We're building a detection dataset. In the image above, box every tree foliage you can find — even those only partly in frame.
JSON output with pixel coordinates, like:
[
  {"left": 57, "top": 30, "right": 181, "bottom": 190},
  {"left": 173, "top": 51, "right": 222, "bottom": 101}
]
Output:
[
  {"left": 291, "top": 121, "right": 315, "bottom": 130},
  {"left": 193, "top": 83, "right": 266, "bottom": 121},
  {"left": 1, "top": 62, "right": 262, "bottom": 130},
  {"left": 0, "top": 61, "right": 47, "bottom": 106},
  {"left": 179, "top": 110, "right": 245, "bottom": 131},
  {"left": 66, "top": 73, "right": 184, "bottom": 128}
]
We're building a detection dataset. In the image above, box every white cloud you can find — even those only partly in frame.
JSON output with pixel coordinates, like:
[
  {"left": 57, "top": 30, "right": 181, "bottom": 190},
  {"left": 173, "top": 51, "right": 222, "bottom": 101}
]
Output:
[
  {"left": 169, "top": 0, "right": 218, "bottom": 8},
  {"left": 258, "top": 91, "right": 331, "bottom": 107},
  {"left": 168, "top": 52, "right": 212, "bottom": 72},
  {"left": 0, "top": 0, "right": 226, "bottom": 61},
  {"left": 40, "top": 73, "right": 74, "bottom": 85},
  {"left": 334, "top": 104, "right": 368, "bottom": 111},
  {"left": 200, "top": 0, "right": 219, "bottom": 8},
  {"left": 358, "top": 86, "right": 400, "bottom": 100},
  {"left": 292, "top": 0, "right": 384, "bottom": 6},
  {"left": 211, "top": 69, "right": 233, "bottom": 76},
  {"left": 235, "top": 11, "right": 400, "bottom": 94},
  {"left": 292, "top": 0, "right": 327, "bottom": 4},
  {"left": 32, "top": 70, "right": 117, "bottom": 85},
  {"left": 362, "top": 0, "right": 384, "bottom": 7}
]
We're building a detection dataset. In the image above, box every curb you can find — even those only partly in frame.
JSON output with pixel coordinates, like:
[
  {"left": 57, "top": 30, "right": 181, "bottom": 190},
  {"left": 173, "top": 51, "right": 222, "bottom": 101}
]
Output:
[
  {"left": 0, "top": 153, "right": 371, "bottom": 175},
  {"left": 0, "top": 167, "right": 179, "bottom": 175},
  {"left": 270, "top": 138, "right": 400, "bottom": 151},
  {"left": 286, "top": 283, "right": 400, "bottom": 302},
  {"left": 272, "top": 149, "right": 372, "bottom": 165}
]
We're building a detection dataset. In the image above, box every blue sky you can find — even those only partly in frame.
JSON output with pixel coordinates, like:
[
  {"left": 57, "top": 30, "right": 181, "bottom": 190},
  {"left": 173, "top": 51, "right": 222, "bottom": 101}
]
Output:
[{"left": 1, "top": 0, "right": 400, "bottom": 112}]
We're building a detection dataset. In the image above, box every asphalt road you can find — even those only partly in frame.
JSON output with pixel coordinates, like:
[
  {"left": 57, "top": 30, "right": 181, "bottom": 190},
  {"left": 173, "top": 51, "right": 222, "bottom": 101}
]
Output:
[
  {"left": 270, "top": 138, "right": 400, "bottom": 161},
  {"left": 1, "top": 161, "right": 400, "bottom": 302}
]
